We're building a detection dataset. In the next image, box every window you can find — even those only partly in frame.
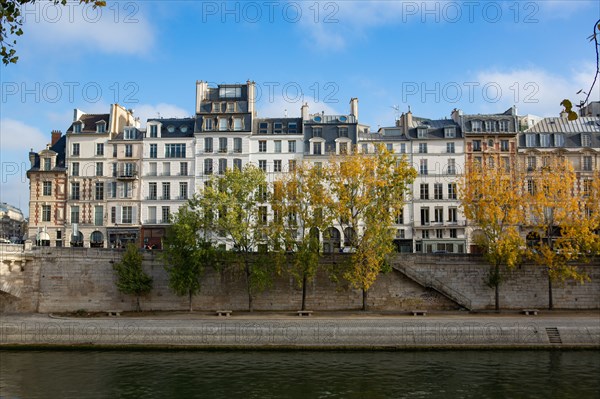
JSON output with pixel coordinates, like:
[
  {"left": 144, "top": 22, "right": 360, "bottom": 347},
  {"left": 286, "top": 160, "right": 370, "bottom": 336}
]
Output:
[
  {"left": 583, "top": 179, "right": 592, "bottom": 196},
  {"left": 180, "top": 162, "right": 188, "bottom": 176},
  {"left": 96, "top": 143, "right": 104, "bottom": 156},
  {"left": 226, "top": 102, "right": 235, "bottom": 112},
  {"left": 421, "top": 230, "right": 429, "bottom": 239},
  {"left": 148, "top": 207, "right": 156, "bottom": 223},
  {"left": 418, "top": 143, "right": 427, "bottom": 153},
  {"left": 95, "top": 182, "right": 104, "bottom": 200},
  {"left": 96, "top": 162, "right": 103, "bottom": 177},
  {"left": 109, "top": 182, "right": 117, "bottom": 198},
  {"left": 94, "top": 206, "right": 103, "bottom": 226},
  {"left": 123, "top": 162, "right": 135, "bottom": 177},
  {"left": 219, "top": 118, "right": 228, "bottom": 131},
  {"left": 312, "top": 127, "right": 322, "bottom": 138},
  {"left": 449, "top": 229, "right": 457, "bottom": 238},
  {"left": 526, "top": 134, "right": 536, "bottom": 147},
  {"left": 110, "top": 207, "right": 116, "bottom": 223},
  {"left": 258, "top": 206, "right": 268, "bottom": 225},
  {"left": 113, "top": 144, "right": 117, "bottom": 157},
  {"left": 165, "top": 144, "right": 186, "bottom": 158},
  {"left": 70, "top": 206, "right": 80, "bottom": 224},
  {"left": 419, "top": 159, "right": 428, "bottom": 175},
  {"left": 204, "top": 159, "right": 213, "bottom": 175},
  {"left": 362, "top": 144, "right": 369, "bottom": 154},
  {"left": 259, "top": 140, "right": 267, "bottom": 153},
  {"left": 436, "top": 229, "right": 443, "bottom": 239},
  {"left": 499, "top": 120, "right": 508, "bottom": 132},
  {"left": 43, "top": 181, "right": 52, "bottom": 196},
  {"left": 150, "top": 144, "right": 157, "bottom": 158},
  {"left": 259, "top": 122, "right": 268, "bottom": 134},
  {"left": 583, "top": 156, "right": 592, "bottom": 171},
  {"left": 161, "top": 207, "right": 170, "bottom": 223},
  {"left": 274, "top": 160, "right": 282, "bottom": 172},
  {"left": 500, "top": 140, "right": 509, "bottom": 152},
  {"left": 417, "top": 128, "right": 427, "bottom": 138},
  {"left": 149, "top": 182, "right": 157, "bottom": 200},
  {"left": 149, "top": 125, "right": 158, "bottom": 137},
  {"left": 471, "top": 121, "right": 481, "bottom": 132},
  {"left": 447, "top": 159, "right": 456, "bottom": 175},
  {"left": 219, "top": 87, "right": 241, "bottom": 98},
  {"left": 162, "top": 182, "right": 170, "bottom": 200},
  {"left": 71, "top": 182, "right": 80, "bottom": 200},
  {"left": 487, "top": 139, "right": 494, "bottom": 150},
  {"left": 485, "top": 120, "right": 496, "bottom": 132},
  {"left": 258, "top": 160, "right": 267, "bottom": 172},
  {"left": 274, "top": 140, "right": 282, "bottom": 153},
  {"left": 219, "top": 158, "right": 227, "bottom": 174},
  {"left": 122, "top": 182, "right": 132, "bottom": 198},
  {"left": 472, "top": 140, "right": 481, "bottom": 151},
  {"left": 396, "top": 229, "right": 405, "bottom": 239},
  {"left": 219, "top": 138, "right": 228, "bottom": 153},
  {"left": 420, "top": 183, "right": 429, "bottom": 200},
  {"left": 72, "top": 143, "right": 80, "bottom": 156},
  {"left": 582, "top": 134, "right": 591, "bottom": 147},
  {"left": 43, "top": 158, "right": 51, "bottom": 171},
  {"left": 339, "top": 142, "right": 348, "bottom": 154},
  {"left": 313, "top": 142, "right": 322, "bottom": 155},
  {"left": 395, "top": 210, "right": 404, "bottom": 225},
  {"left": 400, "top": 143, "right": 406, "bottom": 153},
  {"left": 42, "top": 205, "right": 51, "bottom": 222},
  {"left": 527, "top": 179, "right": 536, "bottom": 195},
  {"left": 124, "top": 128, "right": 136, "bottom": 140},
  {"left": 288, "top": 122, "right": 298, "bottom": 133},
  {"left": 204, "top": 118, "right": 214, "bottom": 131},
  {"left": 448, "top": 208, "right": 457, "bottom": 223},
  {"left": 447, "top": 143, "right": 455, "bottom": 153},
  {"left": 502, "top": 156, "right": 510, "bottom": 172},
  {"left": 448, "top": 183, "right": 457, "bottom": 200},
  {"left": 179, "top": 182, "right": 188, "bottom": 200},
  {"left": 97, "top": 122, "right": 106, "bottom": 133},
  {"left": 540, "top": 134, "right": 550, "bottom": 147},
  {"left": 288, "top": 140, "right": 296, "bottom": 153},
  {"left": 386, "top": 143, "right": 393, "bottom": 152},
  {"left": 420, "top": 207, "right": 430, "bottom": 225},
  {"left": 338, "top": 127, "right": 348, "bottom": 137},
  {"left": 213, "top": 102, "right": 222, "bottom": 113},
  {"left": 73, "top": 123, "right": 81, "bottom": 133},
  {"left": 554, "top": 134, "right": 564, "bottom": 147},
  {"left": 434, "top": 183, "right": 443, "bottom": 200},
  {"left": 233, "top": 158, "right": 242, "bottom": 170},
  {"left": 273, "top": 122, "right": 283, "bottom": 134},
  {"left": 434, "top": 208, "right": 443, "bottom": 223},
  {"left": 122, "top": 206, "right": 133, "bottom": 224},
  {"left": 204, "top": 138, "right": 213, "bottom": 153},
  {"left": 527, "top": 156, "right": 537, "bottom": 171},
  {"left": 234, "top": 138, "right": 242, "bottom": 153},
  {"left": 444, "top": 127, "right": 456, "bottom": 138},
  {"left": 289, "top": 159, "right": 296, "bottom": 172},
  {"left": 233, "top": 118, "right": 242, "bottom": 131},
  {"left": 125, "top": 144, "right": 133, "bottom": 157}
]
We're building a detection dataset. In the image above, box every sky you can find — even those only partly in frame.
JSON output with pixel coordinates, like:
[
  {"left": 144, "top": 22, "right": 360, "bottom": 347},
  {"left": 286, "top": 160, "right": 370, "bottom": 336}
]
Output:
[{"left": 1, "top": 0, "right": 599, "bottom": 216}]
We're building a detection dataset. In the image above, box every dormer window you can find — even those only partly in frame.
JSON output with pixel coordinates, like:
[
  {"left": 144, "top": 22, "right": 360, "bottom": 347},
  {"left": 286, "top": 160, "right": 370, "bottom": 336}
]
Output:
[
  {"left": 73, "top": 122, "right": 82, "bottom": 133},
  {"left": 96, "top": 121, "right": 106, "bottom": 133},
  {"left": 471, "top": 121, "right": 481, "bottom": 132},
  {"left": 288, "top": 122, "right": 297, "bottom": 134},
  {"left": 204, "top": 118, "right": 214, "bottom": 131},
  {"left": 167, "top": 125, "right": 175, "bottom": 133},
  {"left": 526, "top": 134, "right": 536, "bottom": 147},
  {"left": 417, "top": 128, "right": 427, "bottom": 139},
  {"left": 539, "top": 134, "right": 550, "bottom": 147},
  {"left": 499, "top": 120, "right": 508, "bottom": 132},
  {"left": 226, "top": 102, "right": 235, "bottom": 113},
  {"left": 213, "top": 103, "right": 222, "bottom": 113},
  {"left": 582, "top": 134, "right": 591, "bottom": 147},
  {"left": 233, "top": 118, "right": 242, "bottom": 131},
  {"left": 149, "top": 124, "right": 158, "bottom": 138},
  {"left": 312, "top": 127, "right": 322, "bottom": 138},
  {"left": 219, "top": 87, "right": 241, "bottom": 98},
  {"left": 554, "top": 134, "right": 564, "bottom": 147},
  {"left": 124, "top": 128, "right": 136, "bottom": 140},
  {"left": 180, "top": 125, "right": 188, "bottom": 133},
  {"left": 444, "top": 127, "right": 456, "bottom": 138},
  {"left": 219, "top": 118, "right": 228, "bottom": 131},
  {"left": 273, "top": 122, "right": 283, "bottom": 134},
  {"left": 44, "top": 158, "right": 51, "bottom": 171},
  {"left": 338, "top": 127, "right": 349, "bottom": 138},
  {"left": 259, "top": 122, "right": 268, "bottom": 134},
  {"left": 485, "top": 120, "right": 496, "bottom": 132}
]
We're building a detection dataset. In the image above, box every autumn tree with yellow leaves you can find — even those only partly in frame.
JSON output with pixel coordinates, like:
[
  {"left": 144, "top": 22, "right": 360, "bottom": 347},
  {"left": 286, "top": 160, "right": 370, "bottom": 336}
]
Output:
[
  {"left": 327, "top": 145, "right": 416, "bottom": 311},
  {"left": 460, "top": 161, "right": 526, "bottom": 311}
]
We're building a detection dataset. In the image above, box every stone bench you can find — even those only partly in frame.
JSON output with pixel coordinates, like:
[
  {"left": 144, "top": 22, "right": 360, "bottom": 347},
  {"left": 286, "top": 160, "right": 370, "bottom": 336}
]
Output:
[
  {"left": 297, "top": 310, "right": 313, "bottom": 317},
  {"left": 522, "top": 309, "right": 539, "bottom": 316},
  {"left": 216, "top": 310, "right": 232, "bottom": 317},
  {"left": 411, "top": 310, "right": 427, "bottom": 316},
  {"left": 106, "top": 310, "right": 122, "bottom": 317}
]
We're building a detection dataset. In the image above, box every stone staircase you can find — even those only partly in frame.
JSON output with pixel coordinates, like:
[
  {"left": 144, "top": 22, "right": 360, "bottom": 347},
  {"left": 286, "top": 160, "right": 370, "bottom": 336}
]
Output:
[{"left": 392, "top": 261, "right": 473, "bottom": 311}]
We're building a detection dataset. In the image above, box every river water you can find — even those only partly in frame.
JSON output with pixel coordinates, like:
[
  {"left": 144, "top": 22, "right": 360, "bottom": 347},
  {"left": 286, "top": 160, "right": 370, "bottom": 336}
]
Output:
[{"left": 1, "top": 350, "right": 598, "bottom": 398}]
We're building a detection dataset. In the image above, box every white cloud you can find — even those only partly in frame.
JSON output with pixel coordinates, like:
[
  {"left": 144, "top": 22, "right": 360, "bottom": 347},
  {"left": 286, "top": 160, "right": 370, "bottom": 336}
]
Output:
[
  {"left": 472, "top": 64, "right": 596, "bottom": 116},
  {"left": 133, "top": 103, "right": 191, "bottom": 126},
  {"left": 0, "top": 119, "right": 49, "bottom": 152},
  {"left": 23, "top": 2, "right": 154, "bottom": 56}
]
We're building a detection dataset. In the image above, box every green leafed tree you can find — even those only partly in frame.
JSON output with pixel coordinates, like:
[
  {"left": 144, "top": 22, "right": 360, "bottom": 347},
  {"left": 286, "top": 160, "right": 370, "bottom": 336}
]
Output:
[
  {"left": 113, "top": 243, "right": 153, "bottom": 312},
  {"left": 162, "top": 203, "right": 218, "bottom": 312},
  {"left": 1, "top": 0, "right": 106, "bottom": 65}
]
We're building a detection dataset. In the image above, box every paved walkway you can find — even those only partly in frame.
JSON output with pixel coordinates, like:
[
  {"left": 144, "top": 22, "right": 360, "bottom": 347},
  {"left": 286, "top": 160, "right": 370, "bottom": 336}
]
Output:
[{"left": 1, "top": 312, "right": 599, "bottom": 349}]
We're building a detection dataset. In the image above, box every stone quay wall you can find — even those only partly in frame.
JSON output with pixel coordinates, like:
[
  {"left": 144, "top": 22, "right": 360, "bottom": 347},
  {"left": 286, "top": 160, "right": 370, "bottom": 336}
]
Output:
[{"left": 1, "top": 247, "right": 598, "bottom": 313}]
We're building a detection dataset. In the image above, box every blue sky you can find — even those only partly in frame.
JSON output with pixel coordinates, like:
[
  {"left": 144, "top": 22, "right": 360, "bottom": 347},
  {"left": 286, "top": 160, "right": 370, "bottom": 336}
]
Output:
[{"left": 1, "top": 0, "right": 599, "bottom": 215}]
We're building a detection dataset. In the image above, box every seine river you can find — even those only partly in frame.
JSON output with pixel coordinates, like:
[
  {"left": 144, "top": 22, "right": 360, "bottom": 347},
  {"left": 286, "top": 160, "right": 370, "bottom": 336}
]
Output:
[{"left": 1, "top": 350, "right": 599, "bottom": 398}]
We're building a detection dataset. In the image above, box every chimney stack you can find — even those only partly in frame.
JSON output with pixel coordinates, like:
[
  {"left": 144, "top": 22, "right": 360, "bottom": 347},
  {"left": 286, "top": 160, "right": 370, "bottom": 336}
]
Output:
[
  {"left": 301, "top": 102, "right": 309, "bottom": 121},
  {"left": 247, "top": 80, "right": 256, "bottom": 117},
  {"left": 350, "top": 98, "right": 358, "bottom": 119},
  {"left": 51, "top": 130, "right": 62, "bottom": 146},
  {"left": 195, "top": 80, "right": 208, "bottom": 114}
]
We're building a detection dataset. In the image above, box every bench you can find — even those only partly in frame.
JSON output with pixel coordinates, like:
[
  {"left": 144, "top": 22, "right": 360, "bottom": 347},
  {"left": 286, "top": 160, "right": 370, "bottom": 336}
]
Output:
[
  {"left": 106, "top": 310, "right": 122, "bottom": 317},
  {"left": 411, "top": 310, "right": 427, "bottom": 316},
  {"left": 297, "top": 310, "right": 313, "bottom": 317},
  {"left": 216, "top": 310, "right": 232, "bottom": 317},
  {"left": 522, "top": 309, "right": 539, "bottom": 316}
]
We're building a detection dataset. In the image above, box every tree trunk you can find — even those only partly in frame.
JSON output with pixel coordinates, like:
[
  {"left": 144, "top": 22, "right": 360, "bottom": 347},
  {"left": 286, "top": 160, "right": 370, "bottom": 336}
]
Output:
[
  {"left": 188, "top": 290, "right": 193, "bottom": 312},
  {"left": 301, "top": 273, "right": 307, "bottom": 311},
  {"left": 548, "top": 271, "right": 553, "bottom": 310},
  {"left": 362, "top": 288, "right": 368, "bottom": 311},
  {"left": 245, "top": 258, "right": 253, "bottom": 312},
  {"left": 136, "top": 295, "right": 141, "bottom": 312}
]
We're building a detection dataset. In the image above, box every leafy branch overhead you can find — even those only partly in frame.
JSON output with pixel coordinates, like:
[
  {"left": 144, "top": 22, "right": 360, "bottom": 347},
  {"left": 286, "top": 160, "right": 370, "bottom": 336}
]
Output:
[{"left": 0, "top": 0, "right": 106, "bottom": 65}]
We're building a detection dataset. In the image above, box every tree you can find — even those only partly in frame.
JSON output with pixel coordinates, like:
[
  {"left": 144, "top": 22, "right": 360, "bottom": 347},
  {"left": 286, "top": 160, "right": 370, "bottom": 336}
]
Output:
[
  {"left": 1, "top": 0, "right": 106, "bottom": 65},
  {"left": 201, "top": 164, "right": 273, "bottom": 312},
  {"left": 162, "top": 204, "right": 218, "bottom": 312},
  {"left": 524, "top": 155, "right": 591, "bottom": 310},
  {"left": 327, "top": 146, "right": 416, "bottom": 310},
  {"left": 460, "top": 161, "right": 526, "bottom": 311},
  {"left": 113, "top": 243, "right": 153, "bottom": 312},
  {"left": 269, "top": 162, "right": 336, "bottom": 311}
]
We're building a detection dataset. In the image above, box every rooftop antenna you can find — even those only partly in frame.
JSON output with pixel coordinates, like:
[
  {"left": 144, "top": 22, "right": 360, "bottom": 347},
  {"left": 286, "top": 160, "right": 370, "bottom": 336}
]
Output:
[
  {"left": 391, "top": 105, "right": 400, "bottom": 121},
  {"left": 157, "top": 112, "right": 161, "bottom": 119},
  {"left": 284, "top": 108, "right": 288, "bottom": 117}
]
